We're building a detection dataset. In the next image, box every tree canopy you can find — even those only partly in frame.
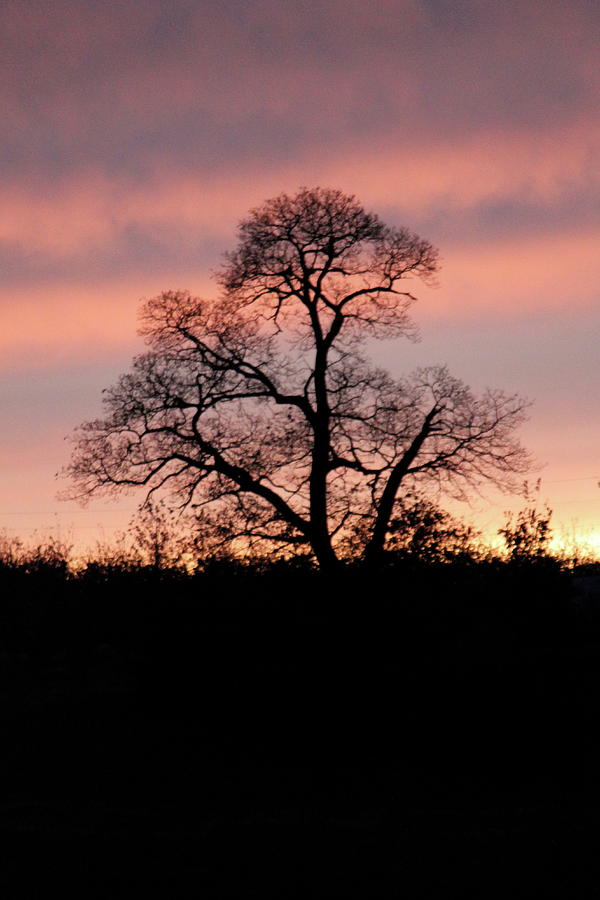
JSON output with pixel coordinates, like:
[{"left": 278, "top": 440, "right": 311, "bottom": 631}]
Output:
[{"left": 64, "top": 187, "right": 530, "bottom": 569}]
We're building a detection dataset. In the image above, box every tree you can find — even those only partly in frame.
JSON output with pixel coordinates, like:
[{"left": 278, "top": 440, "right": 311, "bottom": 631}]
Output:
[
  {"left": 499, "top": 482, "right": 553, "bottom": 564},
  {"left": 64, "top": 187, "right": 531, "bottom": 571},
  {"left": 384, "top": 493, "right": 482, "bottom": 564},
  {"left": 128, "top": 498, "right": 188, "bottom": 569}
]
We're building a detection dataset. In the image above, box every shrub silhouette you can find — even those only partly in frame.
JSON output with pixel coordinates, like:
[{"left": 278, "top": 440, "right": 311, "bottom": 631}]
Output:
[{"left": 499, "top": 485, "right": 553, "bottom": 564}]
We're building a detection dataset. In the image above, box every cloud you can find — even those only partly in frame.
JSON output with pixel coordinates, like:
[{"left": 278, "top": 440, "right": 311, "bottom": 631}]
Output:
[
  {"left": 439, "top": 227, "right": 600, "bottom": 317},
  {"left": 1, "top": 107, "right": 599, "bottom": 378},
  {"left": 1, "top": 216, "right": 598, "bottom": 380},
  {"left": 1, "top": 115, "right": 598, "bottom": 288},
  {"left": 2, "top": 0, "right": 599, "bottom": 183},
  {"left": 0, "top": 279, "right": 145, "bottom": 371},
  {"left": 2, "top": 0, "right": 599, "bottom": 308}
]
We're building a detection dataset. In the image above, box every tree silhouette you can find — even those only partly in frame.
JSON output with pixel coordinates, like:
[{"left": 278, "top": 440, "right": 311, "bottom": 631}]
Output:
[
  {"left": 64, "top": 188, "right": 530, "bottom": 570},
  {"left": 384, "top": 493, "right": 482, "bottom": 564},
  {"left": 499, "top": 482, "right": 553, "bottom": 564},
  {"left": 128, "top": 498, "right": 188, "bottom": 569}
]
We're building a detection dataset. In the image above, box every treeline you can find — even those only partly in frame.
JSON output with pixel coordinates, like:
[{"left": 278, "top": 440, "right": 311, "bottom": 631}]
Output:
[
  {"left": 2, "top": 510, "right": 600, "bottom": 895},
  {"left": 0, "top": 508, "right": 598, "bottom": 670},
  {"left": 2, "top": 488, "right": 597, "bottom": 576}
]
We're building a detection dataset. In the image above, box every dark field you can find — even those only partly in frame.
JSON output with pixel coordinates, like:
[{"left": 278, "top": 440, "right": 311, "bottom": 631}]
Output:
[{"left": 2, "top": 560, "right": 600, "bottom": 896}]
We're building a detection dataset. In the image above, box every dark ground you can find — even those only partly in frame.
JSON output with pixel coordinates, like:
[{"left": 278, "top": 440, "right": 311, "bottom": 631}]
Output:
[{"left": 2, "top": 560, "right": 600, "bottom": 896}]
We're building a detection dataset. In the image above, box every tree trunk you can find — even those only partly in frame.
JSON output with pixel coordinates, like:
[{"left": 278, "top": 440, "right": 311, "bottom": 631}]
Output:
[
  {"left": 312, "top": 537, "right": 340, "bottom": 573},
  {"left": 308, "top": 339, "right": 338, "bottom": 572},
  {"left": 364, "top": 406, "right": 440, "bottom": 569},
  {"left": 309, "top": 444, "right": 339, "bottom": 572}
]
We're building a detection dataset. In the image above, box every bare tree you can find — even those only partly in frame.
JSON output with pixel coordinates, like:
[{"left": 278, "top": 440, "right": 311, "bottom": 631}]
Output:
[
  {"left": 63, "top": 187, "right": 530, "bottom": 570},
  {"left": 128, "top": 498, "right": 188, "bottom": 569},
  {"left": 499, "top": 481, "right": 553, "bottom": 563}
]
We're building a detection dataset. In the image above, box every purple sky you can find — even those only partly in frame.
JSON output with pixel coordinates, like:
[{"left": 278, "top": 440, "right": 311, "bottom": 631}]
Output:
[{"left": 2, "top": 0, "right": 599, "bottom": 554}]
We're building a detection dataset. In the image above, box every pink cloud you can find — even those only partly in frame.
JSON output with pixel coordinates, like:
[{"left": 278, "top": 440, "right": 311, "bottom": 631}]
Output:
[
  {"left": 3, "top": 0, "right": 599, "bottom": 173},
  {"left": 434, "top": 227, "right": 600, "bottom": 319},
  {"left": 1, "top": 113, "right": 599, "bottom": 378},
  {"left": 2, "top": 116, "right": 599, "bottom": 260},
  {"left": 0, "top": 268, "right": 219, "bottom": 372},
  {"left": 1, "top": 225, "right": 597, "bottom": 380}
]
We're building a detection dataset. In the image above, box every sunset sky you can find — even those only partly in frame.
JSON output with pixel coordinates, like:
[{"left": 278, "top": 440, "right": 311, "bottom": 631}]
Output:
[{"left": 2, "top": 0, "right": 599, "bottom": 555}]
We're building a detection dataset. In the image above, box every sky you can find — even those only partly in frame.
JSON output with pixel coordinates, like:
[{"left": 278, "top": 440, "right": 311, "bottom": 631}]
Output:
[{"left": 1, "top": 0, "right": 599, "bottom": 556}]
